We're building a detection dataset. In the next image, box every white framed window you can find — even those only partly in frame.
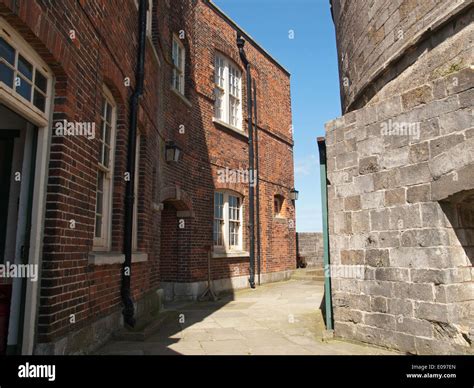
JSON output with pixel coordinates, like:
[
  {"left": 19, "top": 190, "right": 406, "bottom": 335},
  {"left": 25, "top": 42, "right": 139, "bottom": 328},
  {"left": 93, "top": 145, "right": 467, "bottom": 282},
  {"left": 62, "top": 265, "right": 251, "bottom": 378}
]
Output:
[
  {"left": 213, "top": 191, "right": 243, "bottom": 251},
  {"left": 213, "top": 54, "right": 242, "bottom": 130},
  {"left": 0, "top": 26, "right": 51, "bottom": 119},
  {"left": 94, "top": 87, "right": 117, "bottom": 250},
  {"left": 171, "top": 36, "right": 185, "bottom": 95}
]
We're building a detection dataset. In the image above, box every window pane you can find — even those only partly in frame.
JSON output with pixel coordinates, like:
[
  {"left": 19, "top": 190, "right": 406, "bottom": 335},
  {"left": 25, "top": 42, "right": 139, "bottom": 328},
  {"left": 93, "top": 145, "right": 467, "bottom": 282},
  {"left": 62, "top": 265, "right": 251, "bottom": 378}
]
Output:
[
  {"left": 214, "top": 89, "right": 224, "bottom": 120},
  {"left": 15, "top": 76, "right": 32, "bottom": 101},
  {"left": 105, "top": 101, "right": 112, "bottom": 124},
  {"left": 95, "top": 215, "right": 102, "bottom": 238},
  {"left": 33, "top": 89, "right": 46, "bottom": 111},
  {"left": 0, "top": 38, "right": 14, "bottom": 65},
  {"left": 18, "top": 55, "right": 33, "bottom": 80},
  {"left": 0, "top": 62, "right": 13, "bottom": 87},
  {"left": 35, "top": 70, "right": 47, "bottom": 93}
]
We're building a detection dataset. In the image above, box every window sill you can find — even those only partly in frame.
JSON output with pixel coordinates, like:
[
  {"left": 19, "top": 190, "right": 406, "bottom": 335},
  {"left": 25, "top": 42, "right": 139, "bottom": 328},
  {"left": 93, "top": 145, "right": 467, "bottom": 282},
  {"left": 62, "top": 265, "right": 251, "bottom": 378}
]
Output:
[
  {"left": 88, "top": 252, "right": 148, "bottom": 266},
  {"left": 212, "top": 250, "right": 249, "bottom": 259},
  {"left": 212, "top": 118, "right": 248, "bottom": 139},
  {"left": 171, "top": 87, "right": 192, "bottom": 107}
]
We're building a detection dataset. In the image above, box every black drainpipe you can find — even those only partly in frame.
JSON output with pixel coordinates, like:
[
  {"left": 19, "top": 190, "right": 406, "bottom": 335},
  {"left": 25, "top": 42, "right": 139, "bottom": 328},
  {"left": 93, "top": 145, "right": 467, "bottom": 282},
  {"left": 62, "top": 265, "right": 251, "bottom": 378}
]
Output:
[
  {"left": 122, "top": 0, "right": 147, "bottom": 328},
  {"left": 237, "top": 34, "right": 255, "bottom": 289},
  {"left": 253, "top": 79, "right": 261, "bottom": 285}
]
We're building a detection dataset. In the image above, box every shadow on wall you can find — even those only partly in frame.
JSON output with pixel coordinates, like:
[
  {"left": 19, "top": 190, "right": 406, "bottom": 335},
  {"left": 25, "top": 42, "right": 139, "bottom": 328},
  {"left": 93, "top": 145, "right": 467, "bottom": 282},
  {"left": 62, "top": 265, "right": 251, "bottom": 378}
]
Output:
[{"left": 441, "top": 190, "right": 474, "bottom": 266}]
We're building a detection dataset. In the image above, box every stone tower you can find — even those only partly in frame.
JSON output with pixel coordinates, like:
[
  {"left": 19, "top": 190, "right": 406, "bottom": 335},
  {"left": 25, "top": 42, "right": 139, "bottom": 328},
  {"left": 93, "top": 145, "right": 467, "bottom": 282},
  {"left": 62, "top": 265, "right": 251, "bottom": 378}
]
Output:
[{"left": 324, "top": 0, "right": 473, "bottom": 354}]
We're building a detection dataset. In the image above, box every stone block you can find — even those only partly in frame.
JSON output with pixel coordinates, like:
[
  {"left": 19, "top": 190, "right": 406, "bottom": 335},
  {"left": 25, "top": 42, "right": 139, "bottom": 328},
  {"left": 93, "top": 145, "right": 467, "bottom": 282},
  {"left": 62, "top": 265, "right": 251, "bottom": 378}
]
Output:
[
  {"left": 336, "top": 151, "right": 358, "bottom": 170},
  {"left": 415, "top": 302, "right": 454, "bottom": 323},
  {"left": 357, "top": 136, "right": 384, "bottom": 157},
  {"left": 344, "top": 195, "right": 361, "bottom": 211},
  {"left": 389, "top": 247, "right": 453, "bottom": 268},
  {"left": 351, "top": 210, "right": 370, "bottom": 233},
  {"left": 374, "top": 169, "right": 401, "bottom": 190},
  {"left": 359, "top": 156, "right": 379, "bottom": 175},
  {"left": 401, "top": 85, "right": 433, "bottom": 110},
  {"left": 420, "top": 202, "right": 449, "bottom": 228},
  {"left": 429, "top": 137, "right": 474, "bottom": 179},
  {"left": 371, "top": 296, "right": 388, "bottom": 313},
  {"left": 430, "top": 133, "right": 465, "bottom": 158},
  {"left": 408, "top": 142, "right": 429, "bottom": 163},
  {"left": 384, "top": 188, "right": 406, "bottom": 206},
  {"left": 361, "top": 280, "right": 393, "bottom": 298},
  {"left": 340, "top": 249, "right": 365, "bottom": 265},
  {"left": 406, "top": 184, "right": 431, "bottom": 203},
  {"left": 365, "top": 249, "right": 390, "bottom": 267},
  {"left": 378, "top": 231, "right": 401, "bottom": 248},
  {"left": 375, "top": 267, "right": 410, "bottom": 282},
  {"left": 410, "top": 269, "right": 450, "bottom": 284},
  {"left": 334, "top": 307, "right": 364, "bottom": 324},
  {"left": 438, "top": 109, "right": 473, "bottom": 135},
  {"left": 399, "top": 162, "right": 431, "bottom": 186},
  {"left": 380, "top": 147, "right": 410, "bottom": 169},
  {"left": 393, "top": 283, "right": 434, "bottom": 302},
  {"left": 361, "top": 191, "right": 384, "bottom": 209},
  {"left": 389, "top": 204, "right": 422, "bottom": 230},
  {"left": 400, "top": 229, "right": 450, "bottom": 247},
  {"left": 370, "top": 208, "right": 390, "bottom": 231},
  {"left": 364, "top": 312, "right": 396, "bottom": 331},
  {"left": 396, "top": 317, "right": 433, "bottom": 338},
  {"left": 388, "top": 298, "right": 413, "bottom": 318}
]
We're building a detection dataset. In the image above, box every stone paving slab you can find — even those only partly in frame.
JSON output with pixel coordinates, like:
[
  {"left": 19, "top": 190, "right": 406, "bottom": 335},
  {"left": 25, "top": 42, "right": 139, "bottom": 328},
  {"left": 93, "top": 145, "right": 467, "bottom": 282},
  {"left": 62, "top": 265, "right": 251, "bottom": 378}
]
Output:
[{"left": 95, "top": 279, "right": 400, "bottom": 355}]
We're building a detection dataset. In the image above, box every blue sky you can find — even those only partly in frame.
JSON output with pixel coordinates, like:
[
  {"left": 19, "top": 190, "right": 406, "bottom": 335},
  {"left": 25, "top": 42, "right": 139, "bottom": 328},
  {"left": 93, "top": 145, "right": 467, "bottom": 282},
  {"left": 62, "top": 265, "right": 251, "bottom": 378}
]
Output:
[{"left": 213, "top": 0, "right": 342, "bottom": 232}]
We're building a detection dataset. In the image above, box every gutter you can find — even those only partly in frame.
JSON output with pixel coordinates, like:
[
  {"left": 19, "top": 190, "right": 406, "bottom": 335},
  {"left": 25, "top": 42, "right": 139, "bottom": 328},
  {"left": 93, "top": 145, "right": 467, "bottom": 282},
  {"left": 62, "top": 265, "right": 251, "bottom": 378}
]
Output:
[
  {"left": 253, "top": 79, "right": 261, "bottom": 285},
  {"left": 317, "top": 137, "right": 333, "bottom": 331},
  {"left": 237, "top": 34, "right": 256, "bottom": 289},
  {"left": 122, "top": 0, "right": 147, "bottom": 328}
]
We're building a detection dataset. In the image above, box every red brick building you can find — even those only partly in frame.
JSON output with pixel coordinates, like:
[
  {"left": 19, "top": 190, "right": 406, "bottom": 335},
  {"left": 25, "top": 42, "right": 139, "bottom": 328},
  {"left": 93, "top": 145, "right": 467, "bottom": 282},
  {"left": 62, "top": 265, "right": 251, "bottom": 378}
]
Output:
[{"left": 0, "top": 0, "right": 296, "bottom": 355}]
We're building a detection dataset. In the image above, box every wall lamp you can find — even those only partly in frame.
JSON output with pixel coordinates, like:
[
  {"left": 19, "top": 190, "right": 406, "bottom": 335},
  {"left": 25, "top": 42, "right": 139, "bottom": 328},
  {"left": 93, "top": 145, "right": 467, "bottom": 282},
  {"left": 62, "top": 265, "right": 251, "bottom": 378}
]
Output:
[{"left": 165, "top": 141, "right": 182, "bottom": 163}]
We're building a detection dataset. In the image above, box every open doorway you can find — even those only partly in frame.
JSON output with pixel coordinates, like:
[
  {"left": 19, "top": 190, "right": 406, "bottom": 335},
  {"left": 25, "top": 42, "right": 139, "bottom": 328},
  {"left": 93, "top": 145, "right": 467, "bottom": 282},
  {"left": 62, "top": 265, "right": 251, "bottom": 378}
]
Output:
[{"left": 0, "top": 104, "right": 37, "bottom": 355}]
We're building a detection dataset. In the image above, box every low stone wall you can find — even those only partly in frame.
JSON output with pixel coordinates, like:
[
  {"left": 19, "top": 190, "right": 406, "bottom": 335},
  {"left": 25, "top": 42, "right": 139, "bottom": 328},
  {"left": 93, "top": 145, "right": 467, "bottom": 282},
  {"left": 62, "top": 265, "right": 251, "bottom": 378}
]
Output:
[{"left": 297, "top": 232, "right": 323, "bottom": 267}]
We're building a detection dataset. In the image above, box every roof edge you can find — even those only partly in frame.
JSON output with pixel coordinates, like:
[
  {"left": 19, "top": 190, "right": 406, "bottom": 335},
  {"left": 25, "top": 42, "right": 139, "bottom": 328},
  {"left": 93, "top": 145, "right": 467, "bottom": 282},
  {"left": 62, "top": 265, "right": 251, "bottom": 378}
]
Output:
[{"left": 205, "top": 0, "right": 291, "bottom": 76}]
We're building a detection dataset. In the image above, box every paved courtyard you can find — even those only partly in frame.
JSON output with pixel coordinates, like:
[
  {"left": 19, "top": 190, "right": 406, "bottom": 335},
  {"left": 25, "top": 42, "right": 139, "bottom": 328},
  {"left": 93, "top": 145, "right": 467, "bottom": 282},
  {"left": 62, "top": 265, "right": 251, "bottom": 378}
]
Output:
[{"left": 96, "top": 278, "right": 399, "bottom": 355}]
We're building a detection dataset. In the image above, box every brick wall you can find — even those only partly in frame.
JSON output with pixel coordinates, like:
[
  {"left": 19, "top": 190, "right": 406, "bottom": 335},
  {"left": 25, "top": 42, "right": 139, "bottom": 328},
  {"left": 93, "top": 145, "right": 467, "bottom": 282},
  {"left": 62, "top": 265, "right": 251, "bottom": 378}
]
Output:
[{"left": 0, "top": 0, "right": 296, "bottom": 353}]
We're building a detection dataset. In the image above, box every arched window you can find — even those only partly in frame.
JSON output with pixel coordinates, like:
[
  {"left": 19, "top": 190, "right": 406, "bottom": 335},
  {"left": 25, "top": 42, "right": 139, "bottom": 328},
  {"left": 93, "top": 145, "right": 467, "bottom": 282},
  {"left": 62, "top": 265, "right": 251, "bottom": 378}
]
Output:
[
  {"left": 274, "top": 194, "right": 284, "bottom": 217},
  {"left": 214, "top": 191, "right": 243, "bottom": 251}
]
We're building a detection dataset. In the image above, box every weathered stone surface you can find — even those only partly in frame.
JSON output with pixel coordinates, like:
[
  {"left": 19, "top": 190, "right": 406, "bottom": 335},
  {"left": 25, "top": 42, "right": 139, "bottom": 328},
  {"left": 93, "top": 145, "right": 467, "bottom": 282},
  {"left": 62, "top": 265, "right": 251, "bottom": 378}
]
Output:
[
  {"left": 375, "top": 267, "right": 409, "bottom": 282},
  {"left": 430, "top": 133, "right": 465, "bottom": 157},
  {"left": 406, "top": 184, "right": 431, "bottom": 203},
  {"left": 364, "top": 313, "right": 397, "bottom": 330},
  {"left": 359, "top": 156, "right": 379, "bottom": 174},
  {"left": 396, "top": 317, "right": 433, "bottom": 338},
  {"left": 341, "top": 250, "right": 365, "bottom": 265},
  {"left": 370, "top": 208, "right": 390, "bottom": 231},
  {"left": 344, "top": 195, "right": 361, "bottom": 211},
  {"left": 378, "top": 231, "right": 401, "bottom": 248},
  {"left": 400, "top": 229, "right": 450, "bottom": 247},
  {"left": 361, "top": 191, "right": 384, "bottom": 209},
  {"left": 373, "top": 169, "right": 401, "bottom": 190},
  {"left": 399, "top": 162, "right": 431, "bottom": 186},
  {"left": 393, "top": 283, "right": 434, "bottom": 302},
  {"left": 371, "top": 296, "right": 388, "bottom": 313},
  {"left": 365, "top": 249, "right": 390, "bottom": 267},
  {"left": 380, "top": 147, "right": 410, "bottom": 169},
  {"left": 384, "top": 188, "right": 406, "bottom": 206},
  {"left": 414, "top": 302, "right": 454, "bottom": 323},
  {"left": 388, "top": 298, "right": 413, "bottom": 318},
  {"left": 351, "top": 210, "right": 370, "bottom": 233},
  {"left": 409, "top": 142, "right": 430, "bottom": 163},
  {"left": 401, "top": 85, "right": 433, "bottom": 110},
  {"left": 389, "top": 205, "right": 422, "bottom": 229}
]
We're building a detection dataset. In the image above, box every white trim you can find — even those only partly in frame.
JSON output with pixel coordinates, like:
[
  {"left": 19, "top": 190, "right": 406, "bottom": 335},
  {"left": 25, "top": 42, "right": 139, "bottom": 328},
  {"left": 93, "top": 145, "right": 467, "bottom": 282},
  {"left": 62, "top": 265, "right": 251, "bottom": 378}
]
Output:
[
  {"left": 93, "top": 86, "right": 117, "bottom": 251},
  {"left": 88, "top": 252, "right": 148, "bottom": 266},
  {"left": 213, "top": 53, "right": 242, "bottom": 130},
  {"left": 213, "top": 190, "right": 244, "bottom": 253},
  {"left": 0, "top": 17, "right": 53, "bottom": 356},
  {"left": 171, "top": 35, "right": 185, "bottom": 95},
  {"left": 0, "top": 18, "right": 52, "bottom": 119}
]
